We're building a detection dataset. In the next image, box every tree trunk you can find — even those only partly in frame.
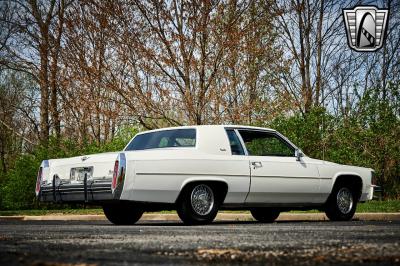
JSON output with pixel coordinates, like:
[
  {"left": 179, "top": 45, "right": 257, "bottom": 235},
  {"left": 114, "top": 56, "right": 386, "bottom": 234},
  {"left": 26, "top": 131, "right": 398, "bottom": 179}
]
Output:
[
  {"left": 49, "top": 0, "right": 65, "bottom": 141},
  {"left": 39, "top": 46, "right": 50, "bottom": 145},
  {"left": 296, "top": 0, "right": 309, "bottom": 113},
  {"left": 304, "top": 1, "right": 312, "bottom": 112},
  {"left": 0, "top": 136, "right": 7, "bottom": 174},
  {"left": 315, "top": 0, "right": 324, "bottom": 107},
  {"left": 29, "top": 0, "right": 58, "bottom": 146},
  {"left": 49, "top": 59, "right": 60, "bottom": 140}
]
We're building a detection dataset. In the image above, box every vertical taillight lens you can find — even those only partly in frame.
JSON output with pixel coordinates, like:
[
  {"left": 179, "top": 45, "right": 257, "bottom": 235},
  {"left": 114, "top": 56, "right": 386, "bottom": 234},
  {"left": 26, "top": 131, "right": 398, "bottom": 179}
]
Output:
[
  {"left": 118, "top": 167, "right": 124, "bottom": 184},
  {"left": 111, "top": 153, "right": 126, "bottom": 196},
  {"left": 112, "top": 160, "right": 119, "bottom": 191},
  {"left": 35, "top": 167, "right": 43, "bottom": 196}
]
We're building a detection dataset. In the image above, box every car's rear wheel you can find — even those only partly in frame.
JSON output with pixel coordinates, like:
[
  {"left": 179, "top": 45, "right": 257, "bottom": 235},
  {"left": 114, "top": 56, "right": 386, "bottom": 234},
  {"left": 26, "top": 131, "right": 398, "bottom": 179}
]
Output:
[
  {"left": 325, "top": 184, "right": 357, "bottom": 221},
  {"left": 102, "top": 202, "right": 143, "bottom": 225},
  {"left": 177, "top": 183, "right": 220, "bottom": 225},
  {"left": 250, "top": 208, "right": 280, "bottom": 223}
]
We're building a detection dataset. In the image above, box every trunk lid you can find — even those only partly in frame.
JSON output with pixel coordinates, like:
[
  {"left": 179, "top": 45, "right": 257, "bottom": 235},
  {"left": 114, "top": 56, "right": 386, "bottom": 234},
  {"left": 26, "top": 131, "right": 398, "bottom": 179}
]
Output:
[{"left": 42, "top": 152, "right": 119, "bottom": 184}]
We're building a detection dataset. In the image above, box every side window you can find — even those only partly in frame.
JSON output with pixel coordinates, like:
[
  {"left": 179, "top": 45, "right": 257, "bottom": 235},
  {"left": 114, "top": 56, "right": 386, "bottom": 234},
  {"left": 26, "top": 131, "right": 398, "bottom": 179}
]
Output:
[
  {"left": 238, "top": 130, "right": 294, "bottom": 157},
  {"left": 225, "top": 129, "right": 245, "bottom": 155}
]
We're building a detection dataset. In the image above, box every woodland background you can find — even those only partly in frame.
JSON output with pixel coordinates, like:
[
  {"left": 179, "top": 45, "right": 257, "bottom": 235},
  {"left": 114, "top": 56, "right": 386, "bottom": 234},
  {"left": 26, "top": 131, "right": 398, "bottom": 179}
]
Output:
[{"left": 0, "top": 0, "right": 399, "bottom": 210}]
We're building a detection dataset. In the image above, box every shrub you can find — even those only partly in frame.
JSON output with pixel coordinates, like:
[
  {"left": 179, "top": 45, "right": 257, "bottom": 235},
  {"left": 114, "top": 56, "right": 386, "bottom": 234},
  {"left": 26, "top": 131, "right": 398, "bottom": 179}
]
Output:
[
  {"left": 0, "top": 126, "right": 138, "bottom": 210},
  {"left": 1, "top": 154, "right": 40, "bottom": 210}
]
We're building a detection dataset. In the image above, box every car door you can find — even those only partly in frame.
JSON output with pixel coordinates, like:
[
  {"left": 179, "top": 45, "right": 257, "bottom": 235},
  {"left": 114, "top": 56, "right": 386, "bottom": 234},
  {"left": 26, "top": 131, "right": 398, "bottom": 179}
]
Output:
[{"left": 237, "top": 129, "right": 321, "bottom": 204}]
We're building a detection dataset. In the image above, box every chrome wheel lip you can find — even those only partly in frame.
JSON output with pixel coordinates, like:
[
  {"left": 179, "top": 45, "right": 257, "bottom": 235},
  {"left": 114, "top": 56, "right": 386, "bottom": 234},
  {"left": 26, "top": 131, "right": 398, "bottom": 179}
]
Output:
[
  {"left": 190, "top": 184, "right": 214, "bottom": 216},
  {"left": 337, "top": 187, "right": 354, "bottom": 214}
]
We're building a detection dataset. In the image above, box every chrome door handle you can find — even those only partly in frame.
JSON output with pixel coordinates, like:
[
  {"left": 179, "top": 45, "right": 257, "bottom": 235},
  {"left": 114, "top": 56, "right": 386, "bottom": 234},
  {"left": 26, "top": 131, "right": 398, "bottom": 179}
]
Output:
[{"left": 251, "top": 161, "right": 262, "bottom": 168}]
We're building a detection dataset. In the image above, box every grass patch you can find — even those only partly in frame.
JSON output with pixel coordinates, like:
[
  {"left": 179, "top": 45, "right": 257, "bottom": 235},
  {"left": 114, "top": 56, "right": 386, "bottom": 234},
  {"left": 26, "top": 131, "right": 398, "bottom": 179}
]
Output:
[
  {"left": 0, "top": 208, "right": 104, "bottom": 216},
  {"left": 0, "top": 200, "right": 398, "bottom": 216},
  {"left": 356, "top": 200, "right": 400, "bottom": 213}
]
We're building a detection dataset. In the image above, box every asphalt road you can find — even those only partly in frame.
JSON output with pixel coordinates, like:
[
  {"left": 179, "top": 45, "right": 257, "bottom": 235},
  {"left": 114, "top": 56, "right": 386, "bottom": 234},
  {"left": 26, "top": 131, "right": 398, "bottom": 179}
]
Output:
[{"left": 0, "top": 220, "right": 399, "bottom": 266}]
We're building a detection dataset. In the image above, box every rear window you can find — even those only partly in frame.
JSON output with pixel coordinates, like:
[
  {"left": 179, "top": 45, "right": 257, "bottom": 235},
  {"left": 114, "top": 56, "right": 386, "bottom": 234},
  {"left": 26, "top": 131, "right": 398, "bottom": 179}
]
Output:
[{"left": 125, "top": 129, "right": 196, "bottom": 151}]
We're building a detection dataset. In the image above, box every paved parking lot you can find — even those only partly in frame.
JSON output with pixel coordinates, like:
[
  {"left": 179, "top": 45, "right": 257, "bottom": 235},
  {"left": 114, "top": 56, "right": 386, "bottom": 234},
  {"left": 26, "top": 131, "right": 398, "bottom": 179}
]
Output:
[{"left": 0, "top": 220, "right": 399, "bottom": 265}]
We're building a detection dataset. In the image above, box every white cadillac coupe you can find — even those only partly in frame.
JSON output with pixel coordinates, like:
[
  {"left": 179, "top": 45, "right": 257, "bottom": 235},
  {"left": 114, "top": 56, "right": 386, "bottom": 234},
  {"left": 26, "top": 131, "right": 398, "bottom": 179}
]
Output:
[{"left": 36, "top": 125, "right": 375, "bottom": 225}]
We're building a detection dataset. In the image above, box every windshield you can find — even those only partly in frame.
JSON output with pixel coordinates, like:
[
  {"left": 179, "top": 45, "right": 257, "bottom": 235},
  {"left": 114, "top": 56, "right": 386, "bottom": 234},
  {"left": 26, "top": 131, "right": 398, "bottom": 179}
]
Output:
[{"left": 125, "top": 129, "right": 196, "bottom": 151}]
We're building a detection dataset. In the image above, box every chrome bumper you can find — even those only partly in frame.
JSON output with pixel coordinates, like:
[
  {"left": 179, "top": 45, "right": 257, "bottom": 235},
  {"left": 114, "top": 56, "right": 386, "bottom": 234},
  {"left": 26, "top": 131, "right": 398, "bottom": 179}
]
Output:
[
  {"left": 360, "top": 185, "right": 377, "bottom": 202},
  {"left": 367, "top": 185, "right": 374, "bottom": 201},
  {"left": 38, "top": 179, "right": 114, "bottom": 203}
]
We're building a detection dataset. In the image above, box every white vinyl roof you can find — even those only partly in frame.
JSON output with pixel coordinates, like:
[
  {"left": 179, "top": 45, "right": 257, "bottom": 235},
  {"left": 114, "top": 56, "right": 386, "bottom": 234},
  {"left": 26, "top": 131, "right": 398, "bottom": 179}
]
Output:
[{"left": 136, "top": 124, "right": 276, "bottom": 135}]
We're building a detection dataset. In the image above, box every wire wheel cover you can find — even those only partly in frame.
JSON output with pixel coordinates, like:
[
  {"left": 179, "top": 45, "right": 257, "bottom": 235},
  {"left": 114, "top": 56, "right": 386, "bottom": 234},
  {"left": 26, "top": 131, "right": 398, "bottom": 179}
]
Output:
[
  {"left": 337, "top": 187, "right": 353, "bottom": 214},
  {"left": 190, "top": 184, "right": 214, "bottom": 216}
]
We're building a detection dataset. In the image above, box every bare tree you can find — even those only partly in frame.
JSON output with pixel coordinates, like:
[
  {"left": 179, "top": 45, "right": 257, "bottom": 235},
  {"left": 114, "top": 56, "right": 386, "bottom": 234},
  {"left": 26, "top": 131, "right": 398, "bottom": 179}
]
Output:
[
  {"left": 1, "top": 0, "right": 71, "bottom": 144},
  {"left": 272, "top": 0, "right": 358, "bottom": 114},
  {"left": 0, "top": 70, "right": 39, "bottom": 173},
  {"left": 102, "top": 0, "right": 286, "bottom": 127}
]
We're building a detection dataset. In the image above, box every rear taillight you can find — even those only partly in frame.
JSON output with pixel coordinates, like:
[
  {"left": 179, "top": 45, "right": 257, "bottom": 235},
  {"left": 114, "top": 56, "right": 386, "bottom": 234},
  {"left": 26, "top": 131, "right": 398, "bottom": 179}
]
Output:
[
  {"left": 118, "top": 167, "right": 124, "bottom": 185},
  {"left": 112, "top": 160, "right": 119, "bottom": 190},
  {"left": 35, "top": 167, "right": 43, "bottom": 196},
  {"left": 111, "top": 153, "right": 126, "bottom": 195}
]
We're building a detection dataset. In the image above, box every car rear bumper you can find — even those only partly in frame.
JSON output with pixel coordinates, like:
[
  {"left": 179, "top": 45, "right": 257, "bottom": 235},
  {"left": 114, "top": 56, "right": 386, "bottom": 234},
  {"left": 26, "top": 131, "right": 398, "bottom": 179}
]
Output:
[{"left": 38, "top": 180, "right": 115, "bottom": 203}]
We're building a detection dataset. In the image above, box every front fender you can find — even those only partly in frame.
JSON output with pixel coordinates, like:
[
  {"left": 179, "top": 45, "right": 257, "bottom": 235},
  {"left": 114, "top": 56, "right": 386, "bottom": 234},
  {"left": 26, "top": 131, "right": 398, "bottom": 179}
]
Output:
[
  {"left": 332, "top": 171, "right": 363, "bottom": 185},
  {"left": 329, "top": 171, "right": 365, "bottom": 199}
]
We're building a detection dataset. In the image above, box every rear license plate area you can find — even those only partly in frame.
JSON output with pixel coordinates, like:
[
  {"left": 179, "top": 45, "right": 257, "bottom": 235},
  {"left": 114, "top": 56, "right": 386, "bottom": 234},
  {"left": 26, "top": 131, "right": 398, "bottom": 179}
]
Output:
[{"left": 70, "top": 167, "right": 93, "bottom": 183}]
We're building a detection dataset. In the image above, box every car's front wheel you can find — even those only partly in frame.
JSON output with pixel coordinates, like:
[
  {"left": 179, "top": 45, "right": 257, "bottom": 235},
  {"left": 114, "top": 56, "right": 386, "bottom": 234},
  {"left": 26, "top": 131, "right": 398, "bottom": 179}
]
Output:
[
  {"left": 177, "top": 183, "right": 220, "bottom": 225},
  {"left": 250, "top": 208, "right": 280, "bottom": 223},
  {"left": 325, "top": 184, "right": 357, "bottom": 221},
  {"left": 102, "top": 202, "right": 144, "bottom": 225}
]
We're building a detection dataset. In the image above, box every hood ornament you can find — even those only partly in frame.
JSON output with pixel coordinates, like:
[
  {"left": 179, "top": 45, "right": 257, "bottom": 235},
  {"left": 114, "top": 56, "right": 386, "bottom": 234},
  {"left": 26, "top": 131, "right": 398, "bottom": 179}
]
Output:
[{"left": 81, "top": 156, "right": 89, "bottom": 161}]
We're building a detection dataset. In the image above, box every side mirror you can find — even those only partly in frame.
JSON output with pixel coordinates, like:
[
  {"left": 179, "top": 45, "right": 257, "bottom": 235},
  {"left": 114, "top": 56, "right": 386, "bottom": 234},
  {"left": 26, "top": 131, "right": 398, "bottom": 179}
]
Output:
[{"left": 295, "top": 149, "right": 304, "bottom": 161}]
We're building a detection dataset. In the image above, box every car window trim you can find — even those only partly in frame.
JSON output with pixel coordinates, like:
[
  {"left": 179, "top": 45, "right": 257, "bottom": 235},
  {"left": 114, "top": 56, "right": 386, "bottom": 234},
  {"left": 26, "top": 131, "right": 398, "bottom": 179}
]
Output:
[
  {"left": 234, "top": 129, "right": 249, "bottom": 156},
  {"left": 224, "top": 128, "right": 247, "bottom": 156}
]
